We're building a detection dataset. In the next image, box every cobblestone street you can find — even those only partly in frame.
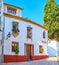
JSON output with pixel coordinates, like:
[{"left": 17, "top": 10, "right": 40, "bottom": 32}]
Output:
[{"left": 0, "top": 57, "right": 59, "bottom": 65}]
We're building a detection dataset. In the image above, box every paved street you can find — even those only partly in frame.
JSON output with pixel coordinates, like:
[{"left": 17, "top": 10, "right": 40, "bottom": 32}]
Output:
[{"left": 0, "top": 57, "right": 59, "bottom": 65}]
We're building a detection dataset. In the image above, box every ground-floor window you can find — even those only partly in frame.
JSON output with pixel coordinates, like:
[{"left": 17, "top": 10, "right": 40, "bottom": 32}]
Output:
[
  {"left": 12, "top": 42, "right": 18, "bottom": 52},
  {"left": 39, "top": 45, "right": 44, "bottom": 53}
]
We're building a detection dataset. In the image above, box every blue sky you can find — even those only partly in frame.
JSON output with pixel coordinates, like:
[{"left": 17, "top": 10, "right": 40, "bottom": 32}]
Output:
[{"left": 4, "top": 0, "right": 59, "bottom": 25}]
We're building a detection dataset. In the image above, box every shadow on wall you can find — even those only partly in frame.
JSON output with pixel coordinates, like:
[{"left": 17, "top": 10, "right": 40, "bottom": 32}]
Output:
[
  {"left": 57, "top": 43, "right": 59, "bottom": 55},
  {"left": 48, "top": 46, "right": 57, "bottom": 57}
]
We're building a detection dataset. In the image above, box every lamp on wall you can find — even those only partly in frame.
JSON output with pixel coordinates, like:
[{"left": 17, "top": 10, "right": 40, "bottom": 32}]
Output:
[{"left": 7, "top": 32, "right": 11, "bottom": 39}]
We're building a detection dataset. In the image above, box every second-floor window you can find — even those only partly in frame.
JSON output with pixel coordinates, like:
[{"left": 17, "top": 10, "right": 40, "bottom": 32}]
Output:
[
  {"left": 43, "top": 31, "right": 46, "bottom": 38},
  {"left": 27, "top": 26, "right": 32, "bottom": 39},
  {"left": 12, "top": 22, "right": 19, "bottom": 37},
  {"left": 7, "top": 6, "right": 17, "bottom": 15},
  {"left": 12, "top": 22, "right": 19, "bottom": 33}
]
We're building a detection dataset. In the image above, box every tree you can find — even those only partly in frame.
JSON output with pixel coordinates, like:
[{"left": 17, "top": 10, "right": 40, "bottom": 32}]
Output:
[{"left": 44, "top": 0, "right": 59, "bottom": 41}]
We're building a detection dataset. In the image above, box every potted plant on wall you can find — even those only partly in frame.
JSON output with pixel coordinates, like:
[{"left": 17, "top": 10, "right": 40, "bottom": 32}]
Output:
[
  {"left": 41, "top": 48, "right": 44, "bottom": 53},
  {"left": 40, "top": 47, "right": 44, "bottom": 53},
  {"left": 15, "top": 46, "right": 19, "bottom": 55}
]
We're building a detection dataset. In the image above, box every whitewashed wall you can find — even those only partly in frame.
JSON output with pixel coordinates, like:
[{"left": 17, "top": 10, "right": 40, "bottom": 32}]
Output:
[
  {"left": 4, "top": 16, "right": 48, "bottom": 55},
  {"left": 48, "top": 40, "right": 58, "bottom": 56}
]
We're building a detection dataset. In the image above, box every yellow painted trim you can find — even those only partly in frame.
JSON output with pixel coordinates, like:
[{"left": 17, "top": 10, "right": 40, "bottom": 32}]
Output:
[
  {"left": 4, "top": 13, "right": 48, "bottom": 30},
  {"left": 4, "top": 3, "right": 22, "bottom": 17},
  {"left": 4, "top": 5, "right": 6, "bottom": 12},
  {"left": 18, "top": 9, "right": 20, "bottom": 16},
  {"left": 4, "top": 3, "right": 23, "bottom": 10}
]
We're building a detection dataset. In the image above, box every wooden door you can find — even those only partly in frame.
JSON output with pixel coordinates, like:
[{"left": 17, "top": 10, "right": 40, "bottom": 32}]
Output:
[{"left": 26, "top": 44, "right": 31, "bottom": 60}]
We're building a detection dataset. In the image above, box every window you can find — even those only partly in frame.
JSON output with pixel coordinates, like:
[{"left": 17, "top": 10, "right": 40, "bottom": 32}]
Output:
[
  {"left": 27, "top": 26, "right": 32, "bottom": 39},
  {"left": 12, "top": 22, "right": 19, "bottom": 37},
  {"left": 7, "top": 6, "right": 17, "bottom": 14},
  {"left": 12, "top": 22, "right": 19, "bottom": 32},
  {"left": 12, "top": 42, "right": 18, "bottom": 52},
  {"left": 43, "top": 31, "right": 46, "bottom": 38},
  {"left": 39, "top": 45, "right": 44, "bottom": 53}
]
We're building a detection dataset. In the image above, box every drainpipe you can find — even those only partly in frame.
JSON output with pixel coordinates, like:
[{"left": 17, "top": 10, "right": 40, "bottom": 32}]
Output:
[
  {"left": 1, "top": 0, "right": 5, "bottom": 63},
  {"left": 1, "top": 16, "right": 5, "bottom": 63}
]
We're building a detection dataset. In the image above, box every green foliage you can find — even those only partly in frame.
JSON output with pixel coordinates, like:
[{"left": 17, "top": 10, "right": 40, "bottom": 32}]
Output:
[
  {"left": 44, "top": 0, "right": 59, "bottom": 41},
  {"left": 40, "top": 48, "right": 44, "bottom": 53},
  {"left": 15, "top": 46, "right": 19, "bottom": 55},
  {"left": 12, "top": 25, "right": 19, "bottom": 33}
]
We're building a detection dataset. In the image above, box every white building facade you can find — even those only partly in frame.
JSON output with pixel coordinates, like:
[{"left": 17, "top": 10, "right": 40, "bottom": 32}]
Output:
[
  {"left": 0, "top": 1, "right": 48, "bottom": 62},
  {"left": 48, "top": 40, "right": 59, "bottom": 57}
]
